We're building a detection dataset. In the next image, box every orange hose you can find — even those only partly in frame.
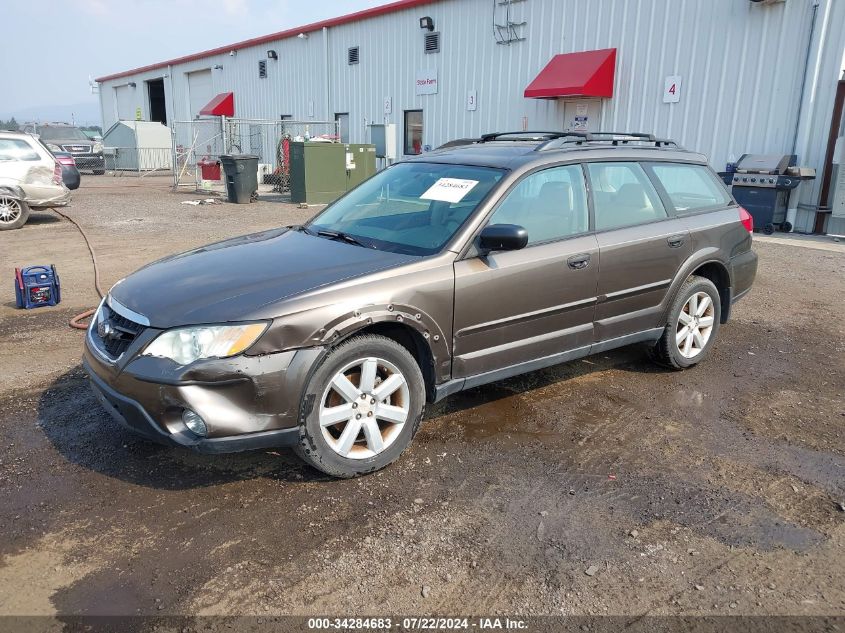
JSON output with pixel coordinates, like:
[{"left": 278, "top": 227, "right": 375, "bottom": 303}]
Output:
[
  {"left": 52, "top": 208, "right": 105, "bottom": 330},
  {"left": 70, "top": 308, "right": 96, "bottom": 330}
]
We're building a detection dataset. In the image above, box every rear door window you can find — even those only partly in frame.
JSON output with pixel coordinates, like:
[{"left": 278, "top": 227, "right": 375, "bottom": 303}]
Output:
[
  {"left": 587, "top": 162, "right": 667, "bottom": 231},
  {"left": 646, "top": 162, "right": 731, "bottom": 213},
  {"left": 0, "top": 138, "right": 40, "bottom": 162}
]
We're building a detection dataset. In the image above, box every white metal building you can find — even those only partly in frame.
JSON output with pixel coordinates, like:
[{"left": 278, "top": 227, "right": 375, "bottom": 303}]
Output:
[{"left": 96, "top": 0, "right": 845, "bottom": 233}]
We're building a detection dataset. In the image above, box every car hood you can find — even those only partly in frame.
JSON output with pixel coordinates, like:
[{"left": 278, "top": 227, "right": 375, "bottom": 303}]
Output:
[
  {"left": 46, "top": 139, "right": 92, "bottom": 147},
  {"left": 108, "top": 228, "right": 418, "bottom": 328}
]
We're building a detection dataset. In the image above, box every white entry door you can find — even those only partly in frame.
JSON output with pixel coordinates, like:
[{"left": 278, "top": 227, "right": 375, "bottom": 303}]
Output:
[{"left": 187, "top": 69, "right": 214, "bottom": 119}]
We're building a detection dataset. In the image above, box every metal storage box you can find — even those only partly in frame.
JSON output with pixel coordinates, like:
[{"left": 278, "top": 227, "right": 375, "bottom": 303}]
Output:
[{"left": 289, "top": 142, "right": 377, "bottom": 204}]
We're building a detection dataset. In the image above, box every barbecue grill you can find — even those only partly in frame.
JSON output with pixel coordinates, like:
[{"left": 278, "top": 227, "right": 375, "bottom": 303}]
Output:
[{"left": 728, "top": 154, "right": 815, "bottom": 234}]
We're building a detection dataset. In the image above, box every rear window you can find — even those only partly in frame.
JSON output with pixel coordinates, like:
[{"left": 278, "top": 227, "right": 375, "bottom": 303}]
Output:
[
  {"left": 647, "top": 163, "right": 731, "bottom": 213},
  {"left": 0, "top": 138, "right": 40, "bottom": 161}
]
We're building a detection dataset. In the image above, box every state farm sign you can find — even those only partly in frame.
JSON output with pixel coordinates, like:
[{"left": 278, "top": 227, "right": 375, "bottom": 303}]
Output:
[{"left": 415, "top": 69, "right": 438, "bottom": 95}]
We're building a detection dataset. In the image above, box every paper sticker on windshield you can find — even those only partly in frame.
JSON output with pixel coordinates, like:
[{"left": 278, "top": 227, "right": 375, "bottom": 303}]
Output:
[{"left": 420, "top": 178, "right": 478, "bottom": 203}]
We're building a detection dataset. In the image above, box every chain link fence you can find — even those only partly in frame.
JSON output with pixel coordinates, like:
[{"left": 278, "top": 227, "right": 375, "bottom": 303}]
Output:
[
  {"left": 171, "top": 118, "right": 339, "bottom": 193},
  {"left": 102, "top": 147, "right": 173, "bottom": 177}
]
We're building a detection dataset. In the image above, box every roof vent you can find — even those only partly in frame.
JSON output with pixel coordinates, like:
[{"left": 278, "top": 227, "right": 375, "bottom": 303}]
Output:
[
  {"left": 424, "top": 32, "right": 440, "bottom": 54},
  {"left": 258, "top": 59, "right": 267, "bottom": 78},
  {"left": 348, "top": 46, "right": 360, "bottom": 65}
]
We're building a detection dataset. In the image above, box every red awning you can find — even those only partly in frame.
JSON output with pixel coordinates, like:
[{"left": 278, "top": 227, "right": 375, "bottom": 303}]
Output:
[
  {"left": 524, "top": 49, "right": 616, "bottom": 99},
  {"left": 200, "top": 92, "right": 235, "bottom": 116}
]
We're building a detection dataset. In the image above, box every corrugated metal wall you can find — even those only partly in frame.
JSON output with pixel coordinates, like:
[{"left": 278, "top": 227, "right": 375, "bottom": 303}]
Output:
[{"left": 99, "top": 0, "right": 845, "bottom": 227}]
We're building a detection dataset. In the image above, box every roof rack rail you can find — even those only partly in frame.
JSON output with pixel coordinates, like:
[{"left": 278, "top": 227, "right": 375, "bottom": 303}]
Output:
[
  {"left": 478, "top": 131, "right": 584, "bottom": 143},
  {"left": 535, "top": 132, "right": 680, "bottom": 151}
]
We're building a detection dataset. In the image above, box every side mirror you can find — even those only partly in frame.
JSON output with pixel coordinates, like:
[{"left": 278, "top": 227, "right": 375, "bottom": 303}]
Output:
[{"left": 479, "top": 224, "right": 528, "bottom": 253}]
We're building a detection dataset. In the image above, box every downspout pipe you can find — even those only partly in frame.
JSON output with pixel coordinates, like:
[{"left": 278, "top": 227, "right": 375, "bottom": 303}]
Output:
[
  {"left": 787, "top": 0, "right": 823, "bottom": 231},
  {"left": 323, "top": 26, "right": 331, "bottom": 124},
  {"left": 167, "top": 64, "right": 178, "bottom": 189}
]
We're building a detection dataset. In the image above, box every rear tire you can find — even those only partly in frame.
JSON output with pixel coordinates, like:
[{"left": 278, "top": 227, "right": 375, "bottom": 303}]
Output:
[
  {"left": 294, "top": 335, "right": 426, "bottom": 478},
  {"left": 649, "top": 275, "right": 721, "bottom": 370},
  {"left": 0, "top": 197, "right": 29, "bottom": 230}
]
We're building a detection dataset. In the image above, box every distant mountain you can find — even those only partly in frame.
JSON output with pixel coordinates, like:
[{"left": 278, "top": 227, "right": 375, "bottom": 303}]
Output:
[{"left": 0, "top": 100, "right": 101, "bottom": 127}]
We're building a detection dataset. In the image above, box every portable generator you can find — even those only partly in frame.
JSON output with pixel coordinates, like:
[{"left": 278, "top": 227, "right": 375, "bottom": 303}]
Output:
[{"left": 14, "top": 265, "right": 61, "bottom": 309}]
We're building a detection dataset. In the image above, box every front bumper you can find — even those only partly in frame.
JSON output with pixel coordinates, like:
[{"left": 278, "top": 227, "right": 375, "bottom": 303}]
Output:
[
  {"left": 83, "top": 329, "right": 325, "bottom": 454},
  {"left": 72, "top": 154, "right": 105, "bottom": 171}
]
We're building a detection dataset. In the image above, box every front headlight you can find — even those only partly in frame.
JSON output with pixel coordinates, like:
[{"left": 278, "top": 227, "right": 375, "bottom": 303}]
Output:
[
  {"left": 47, "top": 143, "right": 61, "bottom": 152},
  {"left": 93, "top": 142, "right": 103, "bottom": 153},
  {"left": 142, "top": 322, "right": 268, "bottom": 365}
]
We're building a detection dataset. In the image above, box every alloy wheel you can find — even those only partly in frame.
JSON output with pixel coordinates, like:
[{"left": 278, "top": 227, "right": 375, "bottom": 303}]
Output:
[
  {"left": 676, "top": 291, "right": 715, "bottom": 359},
  {"left": 0, "top": 197, "right": 22, "bottom": 224},
  {"left": 318, "top": 357, "right": 410, "bottom": 459}
]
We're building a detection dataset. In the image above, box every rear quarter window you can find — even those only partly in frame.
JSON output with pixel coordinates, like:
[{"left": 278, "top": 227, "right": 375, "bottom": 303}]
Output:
[
  {"left": 0, "top": 138, "right": 40, "bottom": 162},
  {"left": 647, "top": 162, "right": 731, "bottom": 213}
]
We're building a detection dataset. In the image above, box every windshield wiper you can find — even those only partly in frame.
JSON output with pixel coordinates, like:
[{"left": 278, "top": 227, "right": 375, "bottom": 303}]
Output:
[
  {"left": 316, "top": 229, "right": 372, "bottom": 248},
  {"left": 293, "top": 224, "right": 374, "bottom": 249}
]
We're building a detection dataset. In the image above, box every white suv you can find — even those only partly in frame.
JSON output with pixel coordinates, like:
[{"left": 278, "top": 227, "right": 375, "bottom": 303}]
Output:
[{"left": 0, "top": 131, "right": 71, "bottom": 230}]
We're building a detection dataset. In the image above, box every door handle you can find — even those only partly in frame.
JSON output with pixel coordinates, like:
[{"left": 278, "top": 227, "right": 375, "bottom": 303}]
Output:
[
  {"left": 667, "top": 234, "right": 686, "bottom": 248},
  {"left": 567, "top": 253, "right": 591, "bottom": 270}
]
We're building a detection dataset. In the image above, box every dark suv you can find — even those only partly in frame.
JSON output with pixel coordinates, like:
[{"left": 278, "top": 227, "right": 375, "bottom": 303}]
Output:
[
  {"left": 32, "top": 124, "right": 105, "bottom": 174},
  {"left": 83, "top": 132, "right": 757, "bottom": 477}
]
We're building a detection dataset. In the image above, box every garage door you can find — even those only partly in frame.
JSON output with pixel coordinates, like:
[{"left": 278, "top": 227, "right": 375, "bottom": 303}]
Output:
[
  {"left": 187, "top": 69, "right": 214, "bottom": 118},
  {"left": 115, "top": 84, "right": 134, "bottom": 120}
]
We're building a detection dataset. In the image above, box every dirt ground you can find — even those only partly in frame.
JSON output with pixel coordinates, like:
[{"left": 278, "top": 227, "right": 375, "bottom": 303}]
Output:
[{"left": 0, "top": 177, "right": 843, "bottom": 623}]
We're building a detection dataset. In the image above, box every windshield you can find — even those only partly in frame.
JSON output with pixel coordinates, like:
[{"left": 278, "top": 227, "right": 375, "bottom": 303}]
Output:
[
  {"left": 307, "top": 162, "right": 505, "bottom": 255},
  {"left": 37, "top": 126, "right": 89, "bottom": 141}
]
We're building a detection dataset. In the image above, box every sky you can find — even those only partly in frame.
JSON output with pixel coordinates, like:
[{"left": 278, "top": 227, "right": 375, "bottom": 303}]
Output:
[{"left": 2, "top": 0, "right": 385, "bottom": 125}]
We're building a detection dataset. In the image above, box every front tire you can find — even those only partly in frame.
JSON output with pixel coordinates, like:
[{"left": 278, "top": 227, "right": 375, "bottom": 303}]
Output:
[
  {"left": 0, "top": 196, "right": 29, "bottom": 230},
  {"left": 650, "top": 275, "right": 721, "bottom": 370},
  {"left": 294, "top": 335, "right": 426, "bottom": 478}
]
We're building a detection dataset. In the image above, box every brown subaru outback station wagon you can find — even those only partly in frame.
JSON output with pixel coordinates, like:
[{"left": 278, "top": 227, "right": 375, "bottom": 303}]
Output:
[{"left": 84, "top": 132, "right": 757, "bottom": 477}]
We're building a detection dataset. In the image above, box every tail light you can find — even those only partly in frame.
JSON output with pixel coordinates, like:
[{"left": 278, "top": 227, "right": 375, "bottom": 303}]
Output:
[
  {"left": 52, "top": 161, "right": 63, "bottom": 185},
  {"left": 56, "top": 155, "right": 76, "bottom": 167},
  {"left": 739, "top": 207, "right": 753, "bottom": 233}
]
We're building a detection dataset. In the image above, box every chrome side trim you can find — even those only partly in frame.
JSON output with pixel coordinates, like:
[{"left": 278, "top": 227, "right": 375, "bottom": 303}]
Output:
[{"left": 107, "top": 295, "right": 151, "bottom": 326}]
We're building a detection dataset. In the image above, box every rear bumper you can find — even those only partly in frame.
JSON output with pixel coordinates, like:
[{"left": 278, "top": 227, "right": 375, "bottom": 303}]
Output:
[
  {"left": 26, "top": 187, "right": 71, "bottom": 208},
  {"left": 730, "top": 249, "right": 758, "bottom": 304}
]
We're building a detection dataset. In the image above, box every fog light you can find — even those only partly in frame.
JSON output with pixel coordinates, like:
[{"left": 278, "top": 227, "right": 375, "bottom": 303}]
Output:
[{"left": 182, "top": 410, "right": 208, "bottom": 437}]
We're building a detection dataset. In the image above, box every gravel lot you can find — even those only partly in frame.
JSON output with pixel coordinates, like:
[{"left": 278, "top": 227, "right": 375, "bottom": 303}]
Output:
[{"left": 0, "top": 177, "right": 843, "bottom": 622}]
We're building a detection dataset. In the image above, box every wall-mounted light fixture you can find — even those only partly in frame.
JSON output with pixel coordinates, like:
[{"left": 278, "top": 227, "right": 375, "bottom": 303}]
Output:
[
  {"left": 213, "top": 64, "right": 223, "bottom": 70},
  {"left": 128, "top": 82, "right": 137, "bottom": 88},
  {"left": 419, "top": 16, "right": 434, "bottom": 31},
  {"left": 267, "top": 50, "right": 278, "bottom": 60},
  {"left": 297, "top": 32, "right": 308, "bottom": 39},
  {"left": 229, "top": 50, "right": 237, "bottom": 57}
]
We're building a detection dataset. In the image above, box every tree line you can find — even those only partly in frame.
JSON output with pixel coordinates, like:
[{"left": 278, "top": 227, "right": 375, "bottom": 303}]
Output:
[{"left": 0, "top": 117, "right": 102, "bottom": 133}]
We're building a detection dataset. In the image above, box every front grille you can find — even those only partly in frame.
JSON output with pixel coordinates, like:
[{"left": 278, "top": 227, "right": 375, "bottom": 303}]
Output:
[
  {"left": 92, "top": 303, "right": 146, "bottom": 360},
  {"left": 62, "top": 144, "right": 92, "bottom": 153}
]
